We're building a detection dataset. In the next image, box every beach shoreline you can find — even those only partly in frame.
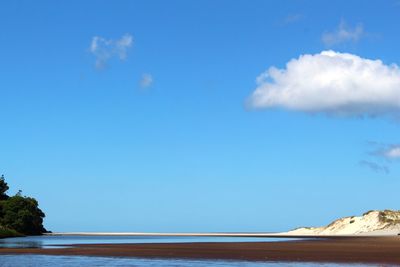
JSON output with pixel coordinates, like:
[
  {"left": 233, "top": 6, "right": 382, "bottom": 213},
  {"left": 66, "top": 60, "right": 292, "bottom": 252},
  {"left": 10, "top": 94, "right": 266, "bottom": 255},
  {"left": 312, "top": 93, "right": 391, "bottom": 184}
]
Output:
[{"left": 1, "top": 236, "right": 400, "bottom": 264}]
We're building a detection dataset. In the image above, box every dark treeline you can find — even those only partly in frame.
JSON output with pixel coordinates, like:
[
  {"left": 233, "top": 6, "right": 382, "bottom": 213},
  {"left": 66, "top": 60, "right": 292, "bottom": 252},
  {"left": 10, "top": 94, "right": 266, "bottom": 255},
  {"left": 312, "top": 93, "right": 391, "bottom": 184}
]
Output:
[{"left": 0, "top": 175, "right": 47, "bottom": 237}]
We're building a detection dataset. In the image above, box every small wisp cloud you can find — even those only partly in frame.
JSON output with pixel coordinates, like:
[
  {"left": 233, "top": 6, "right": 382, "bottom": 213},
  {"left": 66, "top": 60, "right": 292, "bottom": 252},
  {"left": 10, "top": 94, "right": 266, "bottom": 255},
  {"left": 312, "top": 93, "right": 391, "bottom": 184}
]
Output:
[
  {"left": 322, "top": 20, "right": 364, "bottom": 46},
  {"left": 140, "top": 73, "right": 153, "bottom": 89},
  {"left": 384, "top": 146, "right": 400, "bottom": 159},
  {"left": 90, "top": 34, "right": 133, "bottom": 69},
  {"left": 282, "top": 13, "right": 304, "bottom": 25},
  {"left": 248, "top": 50, "right": 400, "bottom": 117},
  {"left": 361, "top": 144, "right": 400, "bottom": 174},
  {"left": 372, "top": 145, "right": 400, "bottom": 160}
]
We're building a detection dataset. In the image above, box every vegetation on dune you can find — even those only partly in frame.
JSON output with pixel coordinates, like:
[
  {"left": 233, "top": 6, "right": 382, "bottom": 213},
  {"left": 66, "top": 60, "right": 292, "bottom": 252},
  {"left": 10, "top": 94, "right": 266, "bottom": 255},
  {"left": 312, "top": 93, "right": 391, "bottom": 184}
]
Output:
[
  {"left": 378, "top": 210, "right": 400, "bottom": 224},
  {"left": 363, "top": 210, "right": 375, "bottom": 216},
  {"left": 0, "top": 175, "right": 47, "bottom": 237}
]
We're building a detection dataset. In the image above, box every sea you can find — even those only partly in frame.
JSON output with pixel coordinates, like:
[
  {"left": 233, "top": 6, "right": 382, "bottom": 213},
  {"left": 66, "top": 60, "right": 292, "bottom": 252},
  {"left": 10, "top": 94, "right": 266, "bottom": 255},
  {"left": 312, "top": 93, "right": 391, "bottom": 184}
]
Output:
[{"left": 0, "top": 235, "right": 386, "bottom": 266}]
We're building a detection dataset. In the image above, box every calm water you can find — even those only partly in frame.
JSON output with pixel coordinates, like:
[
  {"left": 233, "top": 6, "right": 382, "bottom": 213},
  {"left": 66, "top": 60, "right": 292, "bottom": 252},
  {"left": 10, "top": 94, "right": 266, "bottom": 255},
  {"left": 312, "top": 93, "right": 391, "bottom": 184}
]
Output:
[
  {"left": 0, "top": 255, "right": 381, "bottom": 267},
  {"left": 0, "top": 236, "right": 384, "bottom": 266},
  {"left": 0, "top": 235, "right": 299, "bottom": 248}
]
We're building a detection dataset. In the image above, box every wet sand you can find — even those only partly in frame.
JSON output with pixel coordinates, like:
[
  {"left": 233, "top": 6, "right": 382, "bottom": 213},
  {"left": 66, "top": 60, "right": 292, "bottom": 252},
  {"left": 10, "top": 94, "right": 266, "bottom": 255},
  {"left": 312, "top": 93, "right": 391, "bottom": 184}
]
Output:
[{"left": 1, "top": 237, "right": 400, "bottom": 264}]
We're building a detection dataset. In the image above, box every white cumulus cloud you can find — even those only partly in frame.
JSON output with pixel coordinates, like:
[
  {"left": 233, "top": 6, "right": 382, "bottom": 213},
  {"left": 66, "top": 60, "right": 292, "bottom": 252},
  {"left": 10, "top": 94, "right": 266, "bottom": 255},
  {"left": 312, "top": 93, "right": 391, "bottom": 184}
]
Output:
[
  {"left": 248, "top": 51, "right": 400, "bottom": 116},
  {"left": 322, "top": 20, "right": 364, "bottom": 46},
  {"left": 90, "top": 34, "right": 133, "bottom": 69}
]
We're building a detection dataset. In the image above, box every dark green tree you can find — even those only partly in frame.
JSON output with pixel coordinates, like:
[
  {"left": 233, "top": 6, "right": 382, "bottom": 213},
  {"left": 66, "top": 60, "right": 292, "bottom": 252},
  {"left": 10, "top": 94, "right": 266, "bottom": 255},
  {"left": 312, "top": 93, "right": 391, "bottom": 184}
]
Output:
[
  {"left": 0, "top": 194, "right": 46, "bottom": 235},
  {"left": 0, "top": 175, "right": 9, "bottom": 200}
]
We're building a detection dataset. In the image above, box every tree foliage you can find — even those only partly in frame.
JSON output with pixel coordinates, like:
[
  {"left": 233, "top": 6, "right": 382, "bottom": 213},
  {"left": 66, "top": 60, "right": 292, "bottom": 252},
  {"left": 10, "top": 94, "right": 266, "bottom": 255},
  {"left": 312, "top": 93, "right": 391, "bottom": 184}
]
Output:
[
  {"left": 0, "top": 175, "right": 47, "bottom": 236},
  {"left": 0, "top": 175, "right": 9, "bottom": 200}
]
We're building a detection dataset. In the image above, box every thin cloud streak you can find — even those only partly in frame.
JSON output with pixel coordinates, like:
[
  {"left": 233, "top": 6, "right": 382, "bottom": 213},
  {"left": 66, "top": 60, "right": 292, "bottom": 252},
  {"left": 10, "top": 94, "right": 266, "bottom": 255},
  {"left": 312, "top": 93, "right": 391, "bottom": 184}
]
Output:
[{"left": 359, "top": 160, "right": 389, "bottom": 174}]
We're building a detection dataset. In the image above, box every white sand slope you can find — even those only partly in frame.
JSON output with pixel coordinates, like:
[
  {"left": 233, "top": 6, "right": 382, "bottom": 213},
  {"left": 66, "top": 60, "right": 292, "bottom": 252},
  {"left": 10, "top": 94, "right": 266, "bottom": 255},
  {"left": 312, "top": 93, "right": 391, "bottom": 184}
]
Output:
[{"left": 286, "top": 210, "right": 400, "bottom": 236}]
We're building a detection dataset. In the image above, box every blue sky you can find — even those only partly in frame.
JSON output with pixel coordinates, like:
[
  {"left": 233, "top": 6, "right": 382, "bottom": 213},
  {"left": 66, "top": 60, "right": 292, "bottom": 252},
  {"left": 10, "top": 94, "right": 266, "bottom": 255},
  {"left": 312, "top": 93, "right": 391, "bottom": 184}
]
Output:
[{"left": 1, "top": 0, "right": 400, "bottom": 232}]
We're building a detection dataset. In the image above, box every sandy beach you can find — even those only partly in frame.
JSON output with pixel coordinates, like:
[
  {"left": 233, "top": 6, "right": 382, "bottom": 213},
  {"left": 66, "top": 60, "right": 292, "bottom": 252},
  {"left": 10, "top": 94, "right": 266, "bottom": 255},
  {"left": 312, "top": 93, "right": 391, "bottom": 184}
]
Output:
[{"left": 1, "top": 236, "right": 400, "bottom": 264}]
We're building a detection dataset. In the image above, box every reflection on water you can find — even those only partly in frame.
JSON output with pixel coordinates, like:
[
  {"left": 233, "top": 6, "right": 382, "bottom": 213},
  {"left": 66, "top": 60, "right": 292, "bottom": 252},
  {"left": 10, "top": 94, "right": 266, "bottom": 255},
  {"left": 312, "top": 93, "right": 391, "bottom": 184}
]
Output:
[
  {"left": 0, "top": 236, "right": 381, "bottom": 266},
  {"left": 0, "top": 235, "right": 299, "bottom": 249},
  {"left": 0, "top": 255, "right": 378, "bottom": 267}
]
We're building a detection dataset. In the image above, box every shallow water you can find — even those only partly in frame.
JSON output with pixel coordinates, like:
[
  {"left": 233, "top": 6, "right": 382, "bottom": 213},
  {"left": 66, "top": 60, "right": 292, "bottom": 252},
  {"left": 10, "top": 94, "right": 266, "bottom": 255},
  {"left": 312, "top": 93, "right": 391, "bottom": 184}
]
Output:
[
  {"left": 0, "top": 255, "right": 380, "bottom": 267},
  {"left": 0, "top": 235, "right": 298, "bottom": 248},
  {"left": 0, "top": 236, "right": 386, "bottom": 266}
]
